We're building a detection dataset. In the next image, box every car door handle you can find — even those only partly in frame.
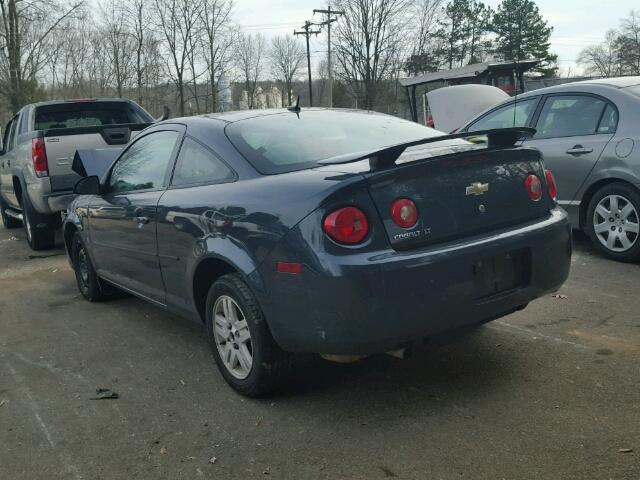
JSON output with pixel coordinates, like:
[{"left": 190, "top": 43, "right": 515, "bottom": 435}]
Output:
[
  {"left": 134, "top": 216, "right": 150, "bottom": 225},
  {"left": 566, "top": 145, "right": 593, "bottom": 155}
]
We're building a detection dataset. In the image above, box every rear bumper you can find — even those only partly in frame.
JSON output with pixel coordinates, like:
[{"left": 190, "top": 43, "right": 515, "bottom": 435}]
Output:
[
  {"left": 258, "top": 208, "right": 572, "bottom": 354},
  {"left": 46, "top": 190, "right": 75, "bottom": 212}
]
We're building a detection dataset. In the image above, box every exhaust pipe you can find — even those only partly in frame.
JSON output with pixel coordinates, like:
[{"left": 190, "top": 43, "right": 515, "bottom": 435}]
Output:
[
  {"left": 386, "top": 348, "right": 411, "bottom": 360},
  {"left": 320, "top": 354, "right": 367, "bottom": 364}
]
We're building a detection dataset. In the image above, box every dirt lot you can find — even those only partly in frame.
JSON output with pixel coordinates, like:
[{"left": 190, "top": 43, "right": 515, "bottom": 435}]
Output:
[{"left": 0, "top": 223, "right": 638, "bottom": 480}]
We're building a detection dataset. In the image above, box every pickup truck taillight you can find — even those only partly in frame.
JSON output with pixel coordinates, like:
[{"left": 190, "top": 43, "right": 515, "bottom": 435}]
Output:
[{"left": 32, "top": 138, "right": 49, "bottom": 177}]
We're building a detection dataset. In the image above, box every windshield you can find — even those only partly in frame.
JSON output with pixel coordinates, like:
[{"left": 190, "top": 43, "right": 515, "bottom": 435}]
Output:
[{"left": 225, "top": 110, "right": 441, "bottom": 174}]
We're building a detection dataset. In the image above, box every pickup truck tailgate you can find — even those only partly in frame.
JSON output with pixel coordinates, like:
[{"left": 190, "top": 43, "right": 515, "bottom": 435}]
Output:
[{"left": 44, "top": 125, "right": 146, "bottom": 191}]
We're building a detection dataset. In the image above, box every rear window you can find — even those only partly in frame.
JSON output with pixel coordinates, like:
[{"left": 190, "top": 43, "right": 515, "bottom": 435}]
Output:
[
  {"left": 225, "top": 110, "right": 440, "bottom": 174},
  {"left": 34, "top": 102, "right": 152, "bottom": 130}
]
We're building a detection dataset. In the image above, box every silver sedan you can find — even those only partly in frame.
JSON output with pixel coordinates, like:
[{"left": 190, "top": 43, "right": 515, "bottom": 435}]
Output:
[{"left": 460, "top": 77, "right": 640, "bottom": 262}]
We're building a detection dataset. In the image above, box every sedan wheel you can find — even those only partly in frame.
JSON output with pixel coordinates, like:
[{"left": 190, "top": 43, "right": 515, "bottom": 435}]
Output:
[
  {"left": 212, "top": 295, "right": 253, "bottom": 380},
  {"left": 592, "top": 194, "right": 639, "bottom": 252},
  {"left": 206, "top": 273, "right": 293, "bottom": 396},
  {"left": 587, "top": 183, "right": 640, "bottom": 262}
]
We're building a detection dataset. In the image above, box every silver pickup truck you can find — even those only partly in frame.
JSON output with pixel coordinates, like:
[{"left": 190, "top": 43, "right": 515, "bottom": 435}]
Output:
[{"left": 0, "top": 98, "right": 154, "bottom": 250}]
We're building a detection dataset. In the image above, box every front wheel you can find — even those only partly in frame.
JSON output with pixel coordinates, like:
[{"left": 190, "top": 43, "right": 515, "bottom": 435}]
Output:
[
  {"left": 586, "top": 183, "right": 640, "bottom": 262},
  {"left": 72, "top": 232, "right": 111, "bottom": 301},
  {"left": 206, "top": 273, "right": 293, "bottom": 396}
]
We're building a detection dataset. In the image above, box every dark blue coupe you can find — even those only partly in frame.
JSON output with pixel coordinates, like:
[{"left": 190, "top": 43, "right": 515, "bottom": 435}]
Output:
[{"left": 64, "top": 109, "right": 571, "bottom": 395}]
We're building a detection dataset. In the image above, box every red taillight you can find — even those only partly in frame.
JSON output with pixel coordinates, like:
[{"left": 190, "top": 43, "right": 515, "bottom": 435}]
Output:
[
  {"left": 426, "top": 115, "right": 434, "bottom": 128},
  {"left": 32, "top": 138, "right": 49, "bottom": 177},
  {"left": 390, "top": 198, "right": 418, "bottom": 228},
  {"left": 545, "top": 169, "right": 558, "bottom": 201},
  {"left": 524, "top": 174, "right": 542, "bottom": 202},
  {"left": 323, "top": 206, "right": 369, "bottom": 244}
]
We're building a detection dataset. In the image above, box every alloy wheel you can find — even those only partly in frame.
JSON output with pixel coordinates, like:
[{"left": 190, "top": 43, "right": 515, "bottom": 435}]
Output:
[
  {"left": 593, "top": 194, "right": 640, "bottom": 252},
  {"left": 212, "top": 295, "right": 253, "bottom": 379}
]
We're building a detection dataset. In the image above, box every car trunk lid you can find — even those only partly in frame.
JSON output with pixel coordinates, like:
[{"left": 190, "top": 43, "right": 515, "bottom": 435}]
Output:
[{"left": 365, "top": 145, "right": 553, "bottom": 250}]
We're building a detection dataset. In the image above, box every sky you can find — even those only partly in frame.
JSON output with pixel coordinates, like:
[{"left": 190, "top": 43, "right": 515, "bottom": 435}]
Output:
[{"left": 233, "top": 0, "right": 639, "bottom": 76}]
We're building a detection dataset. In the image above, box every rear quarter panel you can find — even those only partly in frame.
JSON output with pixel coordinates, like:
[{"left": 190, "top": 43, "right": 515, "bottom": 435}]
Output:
[{"left": 155, "top": 165, "right": 369, "bottom": 318}]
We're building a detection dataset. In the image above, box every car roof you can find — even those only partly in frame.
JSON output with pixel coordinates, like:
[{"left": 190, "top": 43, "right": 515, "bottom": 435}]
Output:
[
  {"left": 196, "top": 107, "right": 383, "bottom": 124},
  {"left": 566, "top": 76, "right": 640, "bottom": 88},
  {"left": 515, "top": 76, "right": 640, "bottom": 99}
]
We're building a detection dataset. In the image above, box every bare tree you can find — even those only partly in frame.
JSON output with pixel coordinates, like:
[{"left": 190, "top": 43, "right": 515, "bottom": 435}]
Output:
[
  {"left": 199, "top": 0, "right": 235, "bottom": 112},
  {"left": 124, "top": 0, "right": 148, "bottom": 105},
  {"left": 0, "top": 0, "right": 83, "bottom": 113},
  {"left": 100, "top": 0, "right": 136, "bottom": 98},
  {"left": 269, "top": 35, "right": 304, "bottom": 106},
  {"left": 235, "top": 32, "right": 266, "bottom": 109},
  {"left": 413, "top": 0, "right": 444, "bottom": 58},
  {"left": 333, "top": 0, "right": 410, "bottom": 110},
  {"left": 154, "top": 0, "right": 201, "bottom": 116},
  {"left": 578, "top": 30, "right": 623, "bottom": 77},
  {"left": 617, "top": 10, "right": 640, "bottom": 75}
]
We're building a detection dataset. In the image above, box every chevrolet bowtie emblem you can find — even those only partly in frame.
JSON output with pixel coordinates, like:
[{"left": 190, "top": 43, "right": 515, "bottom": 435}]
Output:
[{"left": 466, "top": 182, "right": 489, "bottom": 196}]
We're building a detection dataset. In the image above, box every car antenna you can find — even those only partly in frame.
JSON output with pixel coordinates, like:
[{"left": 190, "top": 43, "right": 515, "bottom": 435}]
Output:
[
  {"left": 287, "top": 95, "right": 301, "bottom": 118},
  {"left": 512, "top": 54, "right": 519, "bottom": 127}
]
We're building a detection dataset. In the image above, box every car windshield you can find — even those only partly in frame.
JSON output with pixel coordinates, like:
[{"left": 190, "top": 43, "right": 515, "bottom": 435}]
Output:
[{"left": 225, "top": 110, "right": 441, "bottom": 174}]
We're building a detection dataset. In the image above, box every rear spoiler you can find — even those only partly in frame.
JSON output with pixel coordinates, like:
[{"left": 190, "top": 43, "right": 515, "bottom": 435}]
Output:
[
  {"left": 72, "top": 148, "right": 123, "bottom": 179},
  {"left": 318, "top": 127, "right": 536, "bottom": 170}
]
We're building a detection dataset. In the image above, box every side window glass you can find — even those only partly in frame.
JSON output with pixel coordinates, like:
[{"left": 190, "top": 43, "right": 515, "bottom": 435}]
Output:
[
  {"left": 597, "top": 104, "right": 618, "bottom": 134},
  {"left": 535, "top": 95, "right": 605, "bottom": 139},
  {"left": 171, "top": 138, "right": 235, "bottom": 186},
  {"left": 467, "top": 98, "right": 536, "bottom": 132},
  {"left": 8, "top": 115, "right": 19, "bottom": 150},
  {"left": 2, "top": 120, "right": 13, "bottom": 153},
  {"left": 109, "top": 130, "right": 180, "bottom": 193}
]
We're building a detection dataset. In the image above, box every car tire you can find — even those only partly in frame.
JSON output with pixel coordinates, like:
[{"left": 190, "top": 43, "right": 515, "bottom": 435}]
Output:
[
  {"left": 72, "top": 232, "right": 111, "bottom": 302},
  {"left": 0, "top": 200, "right": 21, "bottom": 229},
  {"left": 206, "top": 273, "right": 293, "bottom": 396},
  {"left": 586, "top": 183, "right": 640, "bottom": 262},
  {"left": 21, "top": 191, "right": 56, "bottom": 250}
]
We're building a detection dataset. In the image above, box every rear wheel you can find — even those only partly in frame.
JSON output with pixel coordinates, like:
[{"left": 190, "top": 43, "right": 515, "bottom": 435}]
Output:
[
  {"left": 0, "top": 200, "right": 21, "bottom": 229},
  {"left": 586, "top": 183, "right": 640, "bottom": 262},
  {"left": 21, "top": 191, "right": 56, "bottom": 250},
  {"left": 206, "top": 273, "right": 293, "bottom": 396}
]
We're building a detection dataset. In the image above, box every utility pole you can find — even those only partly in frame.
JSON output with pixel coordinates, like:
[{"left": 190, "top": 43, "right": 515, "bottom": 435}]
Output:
[
  {"left": 294, "top": 21, "right": 321, "bottom": 107},
  {"left": 313, "top": 5, "right": 344, "bottom": 108}
]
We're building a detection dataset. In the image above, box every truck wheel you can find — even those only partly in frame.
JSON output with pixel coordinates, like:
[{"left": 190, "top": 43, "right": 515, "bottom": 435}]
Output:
[
  {"left": 586, "top": 183, "right": 640, "bottom": 262},
  {"left": 21, "top": 191, "right": 56, "bottom": 250},
  {"left": 1, "top": 201, "right": 21, "bottom": 229},
  {"left": 206, "top": 273, "right": 293, "bottom": 396}
]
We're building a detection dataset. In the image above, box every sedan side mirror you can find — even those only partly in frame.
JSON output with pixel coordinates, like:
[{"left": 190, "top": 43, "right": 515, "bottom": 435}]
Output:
[{"left": 74, "top": 175, "right": 101, "bottom": 195}]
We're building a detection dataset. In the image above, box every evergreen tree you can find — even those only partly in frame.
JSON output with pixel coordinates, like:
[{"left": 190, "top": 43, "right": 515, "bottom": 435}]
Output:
[
  {"left": 433, "top": 0, "right": 492, "bottom": 70},
  {"left": 491, "top": 0, "right": 557, "bottom": 77}
]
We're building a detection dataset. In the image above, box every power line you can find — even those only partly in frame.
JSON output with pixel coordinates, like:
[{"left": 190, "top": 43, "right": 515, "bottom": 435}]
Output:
[
  {"left": 294, "top": 21, "right": 321, "bottom": 107},
  {"left": 313, "top": 5, "right": 344, "bottom": 108}
]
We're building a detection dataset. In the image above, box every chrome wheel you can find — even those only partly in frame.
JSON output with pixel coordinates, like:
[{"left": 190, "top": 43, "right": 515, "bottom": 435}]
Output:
[
  {"left": 212, "top": 295, "right": 253, "bottom": 379},
  {"left": 593, "top": 194, "right": 639, "bottom": 252}
]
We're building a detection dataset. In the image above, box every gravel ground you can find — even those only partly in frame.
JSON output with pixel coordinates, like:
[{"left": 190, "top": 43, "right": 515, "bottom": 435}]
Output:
[{"left": 0, "top": 223, "right": 638, "bottom": 479}]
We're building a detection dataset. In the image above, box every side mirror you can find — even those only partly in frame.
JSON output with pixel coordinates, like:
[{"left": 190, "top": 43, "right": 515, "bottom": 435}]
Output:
[{"left": 74, "top": 175, "right": 101, "bottom": 195}]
